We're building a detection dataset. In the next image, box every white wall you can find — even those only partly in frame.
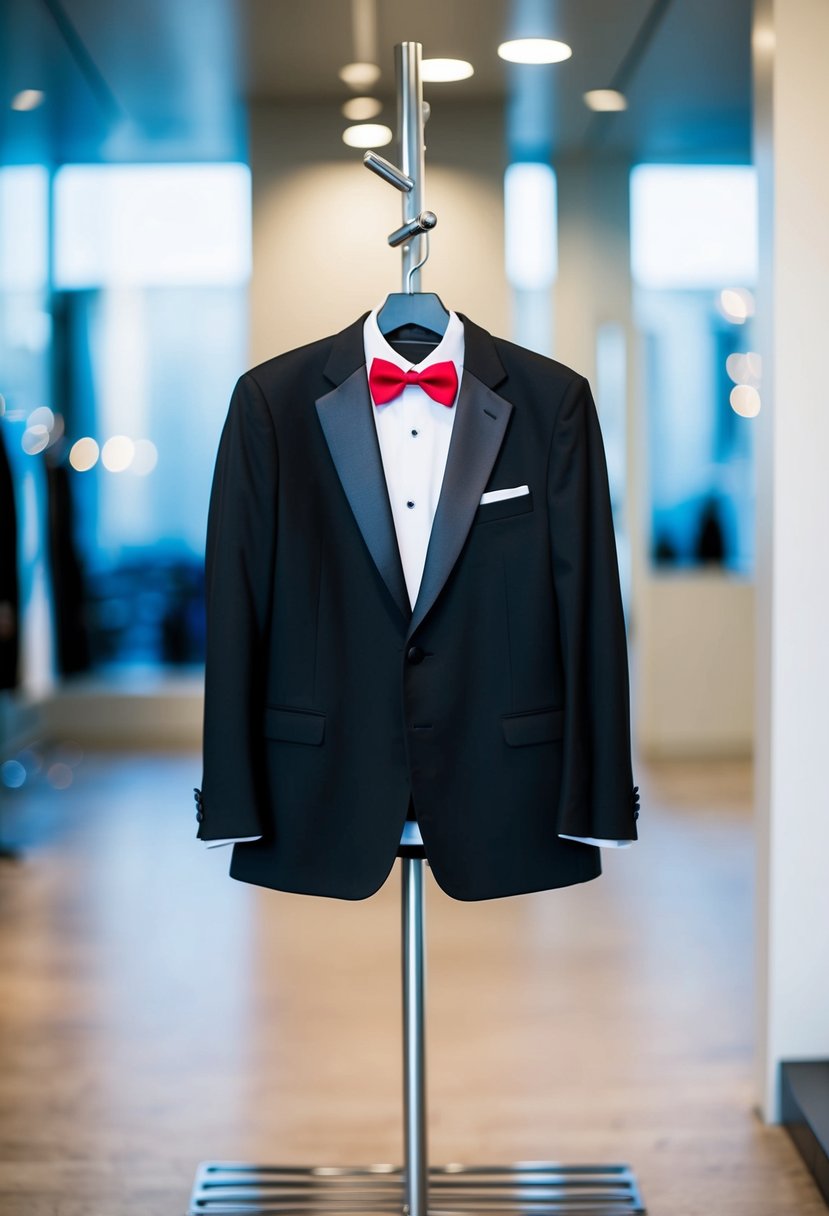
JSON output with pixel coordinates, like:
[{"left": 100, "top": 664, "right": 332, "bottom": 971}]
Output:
[
  {"left": 249, "top": 102, "right": 508, "bottom": 365},
  {"left": 638, "top": 574, "right": 754, "bottom": 757},
  {"left": 754, "top": 0, "right": 829, "bottom": 1119}
]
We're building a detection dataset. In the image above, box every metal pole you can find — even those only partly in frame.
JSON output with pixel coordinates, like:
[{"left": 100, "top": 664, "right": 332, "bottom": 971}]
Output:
[
  {"left": 399, "top": 42, "right": 429, "bottom": 1216},
  {"left": 402, "top": 856, "right": 428, "bottom": 1216},
  {"left": 396, "top": 42, "right": 425, "bottom": 294}
]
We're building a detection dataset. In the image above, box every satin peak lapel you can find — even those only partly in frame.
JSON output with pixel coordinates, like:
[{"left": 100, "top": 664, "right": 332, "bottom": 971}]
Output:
[
  {"left": 315, "top": 366, "right": 411, "bottom": 623},
  {"left": 407, "top": 369, "right": 513, "bottom": 639}
]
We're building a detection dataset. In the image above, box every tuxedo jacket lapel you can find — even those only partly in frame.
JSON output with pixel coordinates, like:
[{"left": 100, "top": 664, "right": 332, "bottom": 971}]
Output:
[
  {"left": 407, "top": 313, "right": 511, "bottom": 638},
  {"left": 314, "top": 310, "right": 512, "bottom": 638},
  {"left": 407, "top": 369, "right": 512, "bottom": 639},
  {"left": 315, "top": 318, "right": 411, "bottom": 624}
]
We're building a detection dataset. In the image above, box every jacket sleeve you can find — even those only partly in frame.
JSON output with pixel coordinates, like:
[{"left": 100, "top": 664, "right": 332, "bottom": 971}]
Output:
[
  {"left": 547, "top": 373, "right": 639, "bottom": 842},
  {"left": 197, "top": 372, "right": 278, "bottom": 841}
]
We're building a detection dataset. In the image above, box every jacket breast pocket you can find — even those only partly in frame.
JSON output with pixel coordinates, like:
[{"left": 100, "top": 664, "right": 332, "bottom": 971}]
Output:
[
  {"left": 501, "top": 706, "right": 564, "bottom": 746},
  {"left": 263, "top": 705, "right": 326, "bottom": 745},
  {"left": 474, "top": 487, "right": 533, "bottom": 524}
]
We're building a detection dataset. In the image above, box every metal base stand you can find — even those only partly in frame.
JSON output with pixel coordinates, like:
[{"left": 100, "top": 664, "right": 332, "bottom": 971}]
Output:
[
  {"left": 188, "top": 856, "right": 645, "bottom": 1216},
  {"left": 189, "top": 1161, "right": 644, "bottom": 1215}
]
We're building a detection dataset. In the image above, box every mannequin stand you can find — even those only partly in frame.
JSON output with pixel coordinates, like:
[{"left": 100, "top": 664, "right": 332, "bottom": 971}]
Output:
[{"left": 188, "top": 846, "right": 645, "bottom": 1216}]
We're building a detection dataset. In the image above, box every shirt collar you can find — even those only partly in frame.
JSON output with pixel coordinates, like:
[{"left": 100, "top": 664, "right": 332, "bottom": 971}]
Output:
[{"left": 363, "top": 305, "right": 465, "bottom": 389}]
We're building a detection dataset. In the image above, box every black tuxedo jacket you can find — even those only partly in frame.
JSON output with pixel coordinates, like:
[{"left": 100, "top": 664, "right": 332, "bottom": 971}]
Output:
[{"left": 197, "top": 312, "right": 638, "bottom": 901}]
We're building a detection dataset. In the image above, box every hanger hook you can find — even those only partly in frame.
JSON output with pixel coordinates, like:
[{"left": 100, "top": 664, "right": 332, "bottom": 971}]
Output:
[{"left": 405, "top": 231, "right": 430, "bottom": 294}]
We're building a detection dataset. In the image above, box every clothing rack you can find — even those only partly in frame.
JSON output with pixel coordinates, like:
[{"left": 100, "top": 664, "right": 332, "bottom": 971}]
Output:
[{"left": 188, "top": 40, "right": 644, "bottom": 1216}]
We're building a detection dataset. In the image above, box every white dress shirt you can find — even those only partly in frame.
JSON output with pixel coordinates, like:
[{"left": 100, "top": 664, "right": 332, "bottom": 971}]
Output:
[
  {"left": 364, "top": 307, "right": 463, "bottom": 611},
  {"left": 207, "top": 306, "right": 632, "bottom": 851}
]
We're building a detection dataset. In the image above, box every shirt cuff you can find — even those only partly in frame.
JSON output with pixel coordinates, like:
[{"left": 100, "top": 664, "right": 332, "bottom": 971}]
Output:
[
  {"left": 205, "top": 833, "right": 634, "bottom": 850},
  {"left": 558, "top": 834, "right": 635, "bottom": 848},
  {"left": 204, "top": 836, "right": 262, "bottom": 848}
]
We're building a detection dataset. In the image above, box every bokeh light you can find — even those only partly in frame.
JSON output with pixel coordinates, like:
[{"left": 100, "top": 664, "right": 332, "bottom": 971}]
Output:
[
  {"left": 584, "top": 89, "right": 627, "bottom": 111},
  {"left": 730, "top": 384, "right": 762, "bottom": 417},
  {"left": 342, "top": 123, "right": 393, "bottom": 149},
  {"left": 131, "top": 438, "right": 158, "bottom": 476},
  {"left": 1, "top": 760, "right": 26, "bottom": 789},
  {"left": 101, "top": 435, "right": 135, "bottom": 472},
  {"left": 421, "top": 59, "right": 474, "bottom": 82},
  {"left": 338, "top": 62, "right": 380, "bottom": 88},
  {"left": 21, "top": 424, "right": 50, "bottom": 455},
  {"left": 69, "top": 437, "right": 100, "bottom": 471},
  {"left": 497, "top": 39, "right": 572, "bottom": 64},
  {"left": 719, "top": 287, "right": 755, "bottom": 323},
  {"left": 341, "top": 97, "right": 382, "bottom": 121}
]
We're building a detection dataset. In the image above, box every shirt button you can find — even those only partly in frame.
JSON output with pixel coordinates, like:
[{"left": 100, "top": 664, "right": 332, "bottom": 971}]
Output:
[
  {"left": 406, "top": 500, "right": 415, "bottom": 509},
  {"left": 411, "top": 429, "right": 418, "bottom": 436}
]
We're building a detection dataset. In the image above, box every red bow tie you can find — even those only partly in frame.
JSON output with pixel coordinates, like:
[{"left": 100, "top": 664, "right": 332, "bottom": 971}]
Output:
[{"left": 369, "top": 357, "right": 458, "bottom": 407}]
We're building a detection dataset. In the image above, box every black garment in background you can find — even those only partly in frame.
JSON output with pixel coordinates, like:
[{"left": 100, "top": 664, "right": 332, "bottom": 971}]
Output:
[
  {"left": 197, "top": 312, "right": 639, "bottom": 902},
  {"left": 694, "top": 497, "right": 727, "bottom": 565},
  {"left": 0, "top": 426, "right": 20, "bottom": 691},
  {"left": 45, "top": 454, "right": 91, "bottom": 678}
]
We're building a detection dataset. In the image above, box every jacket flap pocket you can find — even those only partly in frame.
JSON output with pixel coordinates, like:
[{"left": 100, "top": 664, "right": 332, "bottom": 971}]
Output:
[
  {"left": 501, "top": 707, "right": 564, "bottom": 746},
  {"left": 264, "top": 706, "right": 325, "bottom": 745}
]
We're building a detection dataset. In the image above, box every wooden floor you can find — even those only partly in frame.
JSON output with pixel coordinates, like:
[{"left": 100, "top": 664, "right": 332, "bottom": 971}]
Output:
[{"left": 0, "top": 750, "right": 823, "bottom": 1215}]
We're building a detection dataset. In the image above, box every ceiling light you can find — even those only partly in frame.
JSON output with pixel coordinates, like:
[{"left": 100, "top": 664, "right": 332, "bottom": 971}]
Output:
[
  {"left": 342, "top": 123, "right": 393, "bottom": 149},
  {"left": 584, "top": 89, "right": 627, "bottom": 112},
  {"left": 11, "top": 89, "right": 45, "bottom": 112},
  {"left": 497, "top": 39, "right": 572, "bottom": 65},
  {"left": 421, "top": 58, "right": 474, "bottom": 83},
  {"left": 339, "top": 62, "right": 381, "bottom": 89},
  {"left": 342, "top": 96, "right": 383, "bottom": 121}
]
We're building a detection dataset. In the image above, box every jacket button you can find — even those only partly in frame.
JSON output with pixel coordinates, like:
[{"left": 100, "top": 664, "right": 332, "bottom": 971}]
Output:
[
  {"left": 406, "top": 645, "right": 424, "bottom": 665},
  {"left": 196, "top": 809, "right": 204, "bottom": 823}
]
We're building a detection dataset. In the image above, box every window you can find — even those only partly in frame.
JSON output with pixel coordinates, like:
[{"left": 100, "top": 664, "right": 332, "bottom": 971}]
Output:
[
  {"left": 630, "top": 164, "right": 758, "bottom": 573},
  {"left": 52, "top": 163, "right": 252, "bottom": 671}
]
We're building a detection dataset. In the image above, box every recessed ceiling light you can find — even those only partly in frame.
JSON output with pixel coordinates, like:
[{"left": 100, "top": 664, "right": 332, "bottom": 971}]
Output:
[
  {"left": 497, "top": 39, "right": 572, "bottom": 65},
  {"left": 11, "top": 89, "right": 45, "bottom": 112},
  {"left": 342, "top": 123, "right": 393, "bottom": 149},
  {"left": 341, "top": 96, "right": 383, "bottom": 121},
  {"left": 339, "top": 62, "right": 381, "bottom": 89},
  {"left": 584, "top": 89, "right": 627, "bottom": 112},
  {"left": 421, "top": 58, "right": 474, "bottom": 83}
]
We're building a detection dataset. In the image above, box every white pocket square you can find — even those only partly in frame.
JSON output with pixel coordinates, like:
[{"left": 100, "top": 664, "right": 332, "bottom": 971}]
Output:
[{"left": 480, "top": 484, "right": 530, "bottom": 505}]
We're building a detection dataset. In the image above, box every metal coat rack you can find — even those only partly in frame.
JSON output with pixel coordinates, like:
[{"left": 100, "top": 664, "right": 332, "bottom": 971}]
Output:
[{"left": 188, "top": 40, "right": 644, "bottom": 1216}]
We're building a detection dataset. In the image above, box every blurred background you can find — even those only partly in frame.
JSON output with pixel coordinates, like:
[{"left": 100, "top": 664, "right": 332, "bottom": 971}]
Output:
[
  {"left": 0, "top": 0, "right": 759, "bottom": 716},
  {"left": 1, "top": 2, "right": 827, "bottom": 1214}
]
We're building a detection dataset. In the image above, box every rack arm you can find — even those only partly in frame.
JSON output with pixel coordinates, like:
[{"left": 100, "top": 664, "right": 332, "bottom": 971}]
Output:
[{"left": 363, "top": 151, "right": 414, "bottom": 193}]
